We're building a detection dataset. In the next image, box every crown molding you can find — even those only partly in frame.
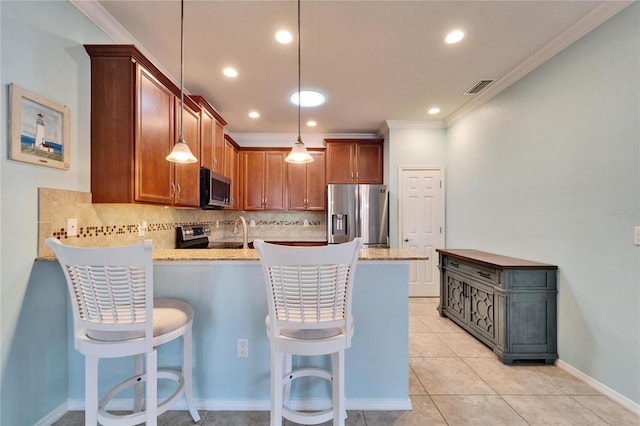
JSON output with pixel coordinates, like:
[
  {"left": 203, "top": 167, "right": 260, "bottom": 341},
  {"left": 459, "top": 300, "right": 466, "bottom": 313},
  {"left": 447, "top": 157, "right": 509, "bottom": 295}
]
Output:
[
  {"left": 445, "top": 1, "right": 634, "bottom": 127},
  {"left": 228, "top": 132, "right": 378, "bottom": 148},
  {"left": 69, "top": 0, "right": 180, "bottom": 88},
  {"left": 381, "top": 120, "right": 446, "bottom": 134}
]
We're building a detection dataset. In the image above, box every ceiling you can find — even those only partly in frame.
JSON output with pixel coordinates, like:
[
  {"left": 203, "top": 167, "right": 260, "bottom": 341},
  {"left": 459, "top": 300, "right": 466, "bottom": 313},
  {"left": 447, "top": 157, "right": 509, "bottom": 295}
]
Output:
[{"left": 77, "top": 1, "right": 629, "bottom": 139}]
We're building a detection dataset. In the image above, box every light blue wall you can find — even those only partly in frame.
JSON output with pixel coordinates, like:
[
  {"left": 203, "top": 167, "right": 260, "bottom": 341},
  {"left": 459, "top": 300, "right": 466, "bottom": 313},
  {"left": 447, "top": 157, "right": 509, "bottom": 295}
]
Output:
[
  {"left": 0, "top": 1, "right": 112, "bottom": 424},
  {"left": 446, "top": 4, "right": 639, "bottom": 404},
  {"left": 385, "top": 126, "right": 447, "bottom": 247}
]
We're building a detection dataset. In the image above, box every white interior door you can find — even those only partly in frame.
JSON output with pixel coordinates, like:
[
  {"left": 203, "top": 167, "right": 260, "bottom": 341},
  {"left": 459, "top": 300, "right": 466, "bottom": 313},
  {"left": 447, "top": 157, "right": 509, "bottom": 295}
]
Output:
[{"left": 399, "top": 167, "right": 445, "bottom": 297}]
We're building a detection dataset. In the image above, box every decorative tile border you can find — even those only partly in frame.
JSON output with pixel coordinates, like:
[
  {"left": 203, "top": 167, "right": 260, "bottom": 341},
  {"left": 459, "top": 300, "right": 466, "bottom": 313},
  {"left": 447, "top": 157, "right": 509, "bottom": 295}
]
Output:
[{"left": 38, "top": 188, "right": 326, "bottom": 257}]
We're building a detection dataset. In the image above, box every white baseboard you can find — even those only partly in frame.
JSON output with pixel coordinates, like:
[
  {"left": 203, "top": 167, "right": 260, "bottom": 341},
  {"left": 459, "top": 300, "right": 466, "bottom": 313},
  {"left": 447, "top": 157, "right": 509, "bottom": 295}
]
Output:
[
  {"left": 34, "top": 401, "right": 70, "bottom": 426},
  {"left": 61, "top": 396, "right": 412, "bottom": 413},
  {"left": 556, "top": 359, "right": 640, "bottom": 415}
]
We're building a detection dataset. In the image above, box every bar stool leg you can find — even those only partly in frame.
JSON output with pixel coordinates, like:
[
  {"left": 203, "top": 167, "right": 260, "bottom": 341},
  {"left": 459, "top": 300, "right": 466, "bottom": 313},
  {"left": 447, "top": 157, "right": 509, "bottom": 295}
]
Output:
[
  {"left": 182, "top": 327, "right": 201, "bottom": 422},
  {"left": 133, "top": 354, "right": 144, "bottom": 413},
  {"left": 85, "top": 356, "right": 99, "bottom": 426},
  {"left": 271, "top": 349, "right": 285, "bottom": 426}
]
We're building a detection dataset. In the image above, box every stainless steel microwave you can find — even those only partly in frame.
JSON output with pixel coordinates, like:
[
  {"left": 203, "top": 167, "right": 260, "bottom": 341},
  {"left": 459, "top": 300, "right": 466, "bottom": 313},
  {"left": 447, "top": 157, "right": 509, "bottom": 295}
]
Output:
[{"left": 200, "top": 167, "right": 231, "bottom": 209}]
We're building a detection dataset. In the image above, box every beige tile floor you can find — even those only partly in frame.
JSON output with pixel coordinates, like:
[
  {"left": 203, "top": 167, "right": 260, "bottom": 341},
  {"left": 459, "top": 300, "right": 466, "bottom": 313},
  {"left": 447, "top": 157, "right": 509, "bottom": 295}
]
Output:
[{"left": 54, "top": 297, "right": 639, "bottom": 425}]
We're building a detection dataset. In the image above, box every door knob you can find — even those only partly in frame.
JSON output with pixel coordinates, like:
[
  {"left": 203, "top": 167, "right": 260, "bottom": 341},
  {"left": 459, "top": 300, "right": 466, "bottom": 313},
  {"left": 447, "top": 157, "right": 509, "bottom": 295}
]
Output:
[{"left": 403, "top": 238, "right": 409, "bottom": 242}]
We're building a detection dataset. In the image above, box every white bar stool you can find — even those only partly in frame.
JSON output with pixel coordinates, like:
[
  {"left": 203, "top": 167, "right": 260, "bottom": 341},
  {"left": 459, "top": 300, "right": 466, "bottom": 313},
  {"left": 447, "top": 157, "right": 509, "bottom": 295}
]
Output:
[
  {"left": 254, "top": 238, "right": 362, "bottom": 426},
  {"left": 46, "top": 238, "right": 200, "bottom": 426}
]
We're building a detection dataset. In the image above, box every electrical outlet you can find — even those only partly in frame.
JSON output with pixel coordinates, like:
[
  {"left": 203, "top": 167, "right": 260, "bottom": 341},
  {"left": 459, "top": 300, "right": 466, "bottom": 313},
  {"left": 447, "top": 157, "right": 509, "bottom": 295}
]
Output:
[
  {"left": 138, "top": 220, "right": 147, "bottom": 237},
  {"left": 249, "top": 220, "right": 256, "bottom": 227},
  {"left": 237, "top": 339, "right": 249, "bottom": 358},
  {"left": 67, "top": 218, "right": 78, "bottom": 237},
  {"left": 303, "top": 219, "right": 309, "bottom": 227},
  {"left": 634, "top": 226, "right": 640, "bottom": 246}
]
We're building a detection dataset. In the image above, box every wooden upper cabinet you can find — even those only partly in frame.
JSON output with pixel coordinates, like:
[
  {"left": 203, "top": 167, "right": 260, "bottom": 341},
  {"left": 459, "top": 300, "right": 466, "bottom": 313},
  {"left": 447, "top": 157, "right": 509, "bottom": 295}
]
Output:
[
  {"left": 85, "top": 44, "right": 201, "bottom": 206},
  {"left": 325, "top": 138, "right": 383, "bottom": 184},
  {"left": 224, "top": 135, "right": 240, "bottom": 210},
  {"left": 173, "top": 98, "right": 201, "bottom": 207},
  {"left": 287, "top": 150, "right": 325, "bottom": 211},
  {"left": 192, "top": 95, "right": 227, "bottom": 173},
  {"left": 213, "top": 120, "right": 225, "bottom": 173},
  {"left": 241, "top": 150, "right": 286, "bottom": 211},
  {"left": 135, "top": 66, "right": 174, "bottom": 205}
]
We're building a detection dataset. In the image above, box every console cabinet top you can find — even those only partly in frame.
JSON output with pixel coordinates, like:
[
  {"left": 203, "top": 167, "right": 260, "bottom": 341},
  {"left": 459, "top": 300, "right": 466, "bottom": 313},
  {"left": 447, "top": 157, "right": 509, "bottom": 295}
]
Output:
[{"left": 436, "top": 249, "right": 557, "bottom": 270}]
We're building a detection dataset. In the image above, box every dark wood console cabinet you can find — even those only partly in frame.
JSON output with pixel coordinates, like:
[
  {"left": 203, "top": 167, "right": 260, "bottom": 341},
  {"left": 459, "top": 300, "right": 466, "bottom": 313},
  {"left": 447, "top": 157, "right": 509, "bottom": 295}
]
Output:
[{"left": 437, "top": 249, "right": 558, "bottom": 364}]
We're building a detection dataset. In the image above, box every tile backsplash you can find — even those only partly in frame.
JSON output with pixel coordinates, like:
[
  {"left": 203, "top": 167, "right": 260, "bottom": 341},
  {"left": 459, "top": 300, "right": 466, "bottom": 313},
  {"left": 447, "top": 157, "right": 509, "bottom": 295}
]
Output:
[{"left": 38, "top": 188, "right": 325, "bottom": 257}]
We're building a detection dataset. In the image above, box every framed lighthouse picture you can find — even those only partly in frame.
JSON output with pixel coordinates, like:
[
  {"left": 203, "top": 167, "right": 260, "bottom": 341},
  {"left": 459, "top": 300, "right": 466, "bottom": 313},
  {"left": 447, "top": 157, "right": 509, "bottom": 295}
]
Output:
[{"left": 9, "top": 84, "right": 70, "bottom": 170}]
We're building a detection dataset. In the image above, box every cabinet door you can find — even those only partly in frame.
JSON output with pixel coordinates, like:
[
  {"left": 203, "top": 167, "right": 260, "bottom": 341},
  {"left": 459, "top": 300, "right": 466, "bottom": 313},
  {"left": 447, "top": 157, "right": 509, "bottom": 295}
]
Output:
[
  {"left": 287, "top": 151, "right": 325, "bottom": 211},
  {"left": 213, "top": 120, "right": 225, "bottom": 173},
  {"left": 325, "top": 142, "right": 354, "bottom": 183},
  {"left": 467, "top": 281, "right": 496, "bottom": 343},
  {"left": 286, "top": 161, "right": 308, "bottom": 210},
  {"left": 199, "top": 107, "right": 214, "bottom": 170},
  {"left": 224, "top": 140, "right": 238, "bottom": 209},
  {"left": 443, "top": 272, "right": 467, "bottom": 325},
  {"left": 173, "top": 100, "right": 201, "bottom": 207},
  {"left": 241, "top": 151, "right": 266, "bottom": 210},
  {"left": 264, "top": 151, "right": 286, "bottom": 210},
  {"left": 355, "top": 142, "right": 383, "bottom": 183},
  {"left": 135, "top": 66, "right": 174, "bottom": 204},
  {"left": 305, "top": 151, "right": 326, "bottom": 210}
]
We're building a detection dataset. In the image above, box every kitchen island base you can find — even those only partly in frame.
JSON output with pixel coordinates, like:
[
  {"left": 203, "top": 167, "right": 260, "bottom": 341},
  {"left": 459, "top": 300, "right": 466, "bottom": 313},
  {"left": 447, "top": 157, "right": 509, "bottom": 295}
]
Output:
[{"left": 58, "top": 259, "right": 413, "bottom": 410}]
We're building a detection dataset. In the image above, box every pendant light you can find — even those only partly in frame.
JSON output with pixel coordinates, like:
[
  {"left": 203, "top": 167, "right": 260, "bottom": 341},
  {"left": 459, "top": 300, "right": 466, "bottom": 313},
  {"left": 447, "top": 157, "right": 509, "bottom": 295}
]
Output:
[
  {"left": 285, "top": 0, "right": 314, "bottom": 164},
  {"left": 166, "top": 0, "right": 198, "bottom": 164}
]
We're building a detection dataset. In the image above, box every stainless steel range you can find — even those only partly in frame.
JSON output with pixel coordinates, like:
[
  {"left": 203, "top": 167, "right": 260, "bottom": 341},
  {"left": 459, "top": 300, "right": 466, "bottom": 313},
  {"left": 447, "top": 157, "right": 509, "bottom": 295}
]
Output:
[
  {"left": 176, "top": 224, "right": 244, "bottom": 249},
  {"left": 176, "top": 225, "right": 212, "bottom": 249}
]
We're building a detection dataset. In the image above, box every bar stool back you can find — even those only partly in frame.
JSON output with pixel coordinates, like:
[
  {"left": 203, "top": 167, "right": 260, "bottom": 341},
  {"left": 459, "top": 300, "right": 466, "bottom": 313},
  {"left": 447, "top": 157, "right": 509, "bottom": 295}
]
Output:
[
  {"left": 254, "top": 238, "right": 362, "bottom": 426},
  {"left": 45, "top": 238, "right": 200, "bottom": 426}
]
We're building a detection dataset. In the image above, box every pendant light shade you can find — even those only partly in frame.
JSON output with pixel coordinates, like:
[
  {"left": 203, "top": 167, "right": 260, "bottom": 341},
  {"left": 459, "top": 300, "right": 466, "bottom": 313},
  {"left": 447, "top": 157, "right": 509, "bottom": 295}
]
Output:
[
  {"left": 285, "top": 137, "right": 313, "bottom": 163},
  {"left": 285, "top": 0, "right": 313, "bottom": 164},
  {"left": 167, "top": 0, "right": 197, "bottom": 164}
]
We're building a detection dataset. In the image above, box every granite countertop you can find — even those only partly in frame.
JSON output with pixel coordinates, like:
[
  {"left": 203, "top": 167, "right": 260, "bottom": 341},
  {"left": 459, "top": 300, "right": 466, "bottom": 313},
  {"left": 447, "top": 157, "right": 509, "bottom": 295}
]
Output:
[
  {"left": 38, "top": 247, "right": 427, "bottom": 262},
  {"left": 153, "top": 247, "right": 427, "bottom": 261}
]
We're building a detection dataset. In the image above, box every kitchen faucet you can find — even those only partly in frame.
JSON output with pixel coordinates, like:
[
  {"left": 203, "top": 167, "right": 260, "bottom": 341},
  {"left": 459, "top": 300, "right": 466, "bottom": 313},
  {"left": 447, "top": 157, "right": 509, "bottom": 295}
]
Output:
[{"left": 233, "top": 216, "right": 248, "bottom": 249}]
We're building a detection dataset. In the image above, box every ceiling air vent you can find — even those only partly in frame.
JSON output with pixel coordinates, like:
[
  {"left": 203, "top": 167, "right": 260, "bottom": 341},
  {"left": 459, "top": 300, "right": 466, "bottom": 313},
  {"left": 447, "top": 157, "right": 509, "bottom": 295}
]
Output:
[{"left": 464, "top": 79, "right": 494, "bottom": 95}]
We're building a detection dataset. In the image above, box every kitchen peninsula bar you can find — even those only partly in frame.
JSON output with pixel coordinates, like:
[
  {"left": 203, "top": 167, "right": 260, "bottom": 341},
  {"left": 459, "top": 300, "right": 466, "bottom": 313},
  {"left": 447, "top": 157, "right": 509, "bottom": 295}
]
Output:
[{"left": 40, "top": 247, "right": 425, "bottom": 411}]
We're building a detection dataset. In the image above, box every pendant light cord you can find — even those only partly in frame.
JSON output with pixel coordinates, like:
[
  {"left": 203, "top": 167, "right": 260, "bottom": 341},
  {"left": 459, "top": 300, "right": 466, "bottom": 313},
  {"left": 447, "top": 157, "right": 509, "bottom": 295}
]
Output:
[
  {"left": 179, "top": 0, "right": 185, "bottom": 141},
  {"left": 297, "top": 0, "right": 301, "bottom": 142}
]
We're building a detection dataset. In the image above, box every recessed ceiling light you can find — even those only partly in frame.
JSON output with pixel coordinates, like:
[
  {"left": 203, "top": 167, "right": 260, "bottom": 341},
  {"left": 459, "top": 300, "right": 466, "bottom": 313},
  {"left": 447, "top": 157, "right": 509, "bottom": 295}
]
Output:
[
  {"left": 428, "top": 107, "right": 441, "bottom": 115},
  {"left": 275, "top": 30, "right": 293, "bottom": 44},
  {"left": 248, "top": 111, "right": 260, "bottom": 118},
  {"left": 290, "top": 90, "right": 326, "bottom": 107},
  {"left": 223, "top": 67, "right": 238, "bottom": 78},
  {"left": 306, "top": 120, "right": 317, "bottom": 127},
  {"left": 445, "top": 30, "right": 465, "bottom": 44}
]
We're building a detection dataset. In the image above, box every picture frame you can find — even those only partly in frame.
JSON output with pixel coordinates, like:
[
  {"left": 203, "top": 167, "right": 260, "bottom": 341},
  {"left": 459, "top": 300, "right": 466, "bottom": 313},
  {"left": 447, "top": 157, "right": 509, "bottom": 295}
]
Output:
[{"left": 9, "top": 84, "right": 70, "bottom": 170}]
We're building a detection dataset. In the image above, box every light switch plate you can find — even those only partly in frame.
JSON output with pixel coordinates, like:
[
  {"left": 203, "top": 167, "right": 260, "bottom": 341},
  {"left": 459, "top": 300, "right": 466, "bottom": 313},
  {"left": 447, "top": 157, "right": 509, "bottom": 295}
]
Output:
[
  {"left": 67, "top": 218, "right": 78, "bottom": 237},
  {"left": 634, "top": 226, "right": 640, "bottom": 246}
]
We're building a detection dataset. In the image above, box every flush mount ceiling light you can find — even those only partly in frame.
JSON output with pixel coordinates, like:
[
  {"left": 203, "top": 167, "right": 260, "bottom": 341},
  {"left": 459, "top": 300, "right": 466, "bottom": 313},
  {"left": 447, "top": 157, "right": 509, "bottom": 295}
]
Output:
[
  {"left": 166, "top": 0, "right": 197, "bottom": 164},
  {"left": 306, "top": 120, "right": 317, "bottom": 127},
  {"left": 445, "top": 30, "right": 465, "bottom": 44},
  {"left": 249, "top": 111, "right": 260, "bottom": 118},
  {"left": 275, "top": 30, "right": 293, "bottom": 44},
  {"left": 223, "top": 67, "right": 238, "bottom": 78},
  {"left": 428, "top": 107, "right": 441, "bottom": 115},
  {"left": 289, "top": 90, "right": 326, "bottom": 107},
  {"left": 285, "top": 0, "right": 313, "bottom": 164}
]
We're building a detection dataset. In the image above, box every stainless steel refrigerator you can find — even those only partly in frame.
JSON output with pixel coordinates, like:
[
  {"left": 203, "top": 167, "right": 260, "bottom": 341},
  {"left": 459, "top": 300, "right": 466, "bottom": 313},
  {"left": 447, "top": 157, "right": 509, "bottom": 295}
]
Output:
[{"left": 327, "top": 184, "right": 389, "bottom": 247}]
